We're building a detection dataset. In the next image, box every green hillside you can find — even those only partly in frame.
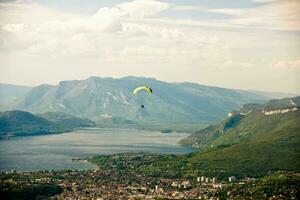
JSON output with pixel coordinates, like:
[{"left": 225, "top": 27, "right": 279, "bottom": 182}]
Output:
[
  {"left": 92, "top": 97, "right": 300, "bottom": 179},
  {"left": 0, "top": 110, "right": 95, "bottom": 139},
  {"left": 0, "top": 110, "right": 53, "bottom": 138},
  {"left": 187, "top": 141, "right": 299, "bottom": 179},
  {"left": 38, "top": 112, "right": 95, "bottom": 129},
  {"left": 180, "top": 96, "right": 300, "bottom": 148},
  {"left": 179, "top": 96, "right": 300, "bottom": 178},
  {"left": 92, "top": 141, "right": 299, "bottom": 180}
]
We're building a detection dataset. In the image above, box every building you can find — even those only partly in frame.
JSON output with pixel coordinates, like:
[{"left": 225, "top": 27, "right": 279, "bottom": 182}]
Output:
[
  {"left": 212, "top": 183, "right": 222, "bottom": 189},
  {"left": 181, "top": 181, "right": 191, "bottom": 189},
  {"left": 205, "top": 177, "right": 209, "bottom": 183},
  {"left": 201, "top": 176, "right": 205, "bottom": 182},
  {"left": 171, "top": 182, "right": 179, "bottom": 187},
  {"left": 212, "top": 177, "right": 217, "bottom": 183},
  {"left": 229, "top": 176, "right": 236, "bottom": 182}
]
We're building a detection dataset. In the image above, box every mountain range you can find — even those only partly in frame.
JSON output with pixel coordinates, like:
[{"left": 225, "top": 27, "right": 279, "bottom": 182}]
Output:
[{"left": 1, "top": 76, "right": 295, "bottom": 126}]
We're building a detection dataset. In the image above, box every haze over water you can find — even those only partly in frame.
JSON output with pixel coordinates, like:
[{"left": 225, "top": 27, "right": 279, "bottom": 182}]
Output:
[{"left": 0, "top": 128, "right": 194, "bottom": 171}]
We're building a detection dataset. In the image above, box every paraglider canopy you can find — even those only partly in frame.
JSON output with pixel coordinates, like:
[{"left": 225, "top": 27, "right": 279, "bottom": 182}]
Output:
[
  {"left": 133, "top": 86, "right": 152, "bottom": 109},
  {"left": 133, "top": 86, "right": 153, "bottom": 94}
]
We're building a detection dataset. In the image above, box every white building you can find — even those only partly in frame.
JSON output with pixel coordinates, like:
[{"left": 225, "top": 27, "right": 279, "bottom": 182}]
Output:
[
  {"left": 205, "top": 177, "right": 209, "bottom": 183},
  {"left": 229, "top": 176, "right": 236, "bottom": 182},
  {"left": 201, "top": 176, "right": 205, "bottom": 182},
  {"left": 181, "top": 181, "right": 191, "bottom": 189},
  {"left": 171, "top": 182, "right": 179, "bottom": 187}
]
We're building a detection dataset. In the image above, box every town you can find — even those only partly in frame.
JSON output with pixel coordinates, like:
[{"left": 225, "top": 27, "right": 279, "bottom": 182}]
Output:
[
  {"left": 0, "top": 169, "right": 257, "bottom": 200},
  {"left": 1, "top": 154, "right": 299, "bottom": 200}
]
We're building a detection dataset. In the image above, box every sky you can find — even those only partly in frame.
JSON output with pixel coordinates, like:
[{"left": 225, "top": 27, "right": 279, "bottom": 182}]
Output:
[{"left": 0, "top": 0, "right": 299, "bottom": 94}]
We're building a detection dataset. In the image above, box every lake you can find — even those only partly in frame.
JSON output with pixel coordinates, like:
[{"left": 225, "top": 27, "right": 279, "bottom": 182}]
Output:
[{"left": 0, "top": 128, "right": 195, "bottom": 171}]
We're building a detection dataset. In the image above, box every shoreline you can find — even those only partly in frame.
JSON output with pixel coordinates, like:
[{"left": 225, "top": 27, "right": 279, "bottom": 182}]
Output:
[{"left": 0, "top": 128, "right": 195, "bottom": 172}]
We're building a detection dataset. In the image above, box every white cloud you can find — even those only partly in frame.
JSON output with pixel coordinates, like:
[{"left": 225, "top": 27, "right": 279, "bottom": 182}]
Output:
[
  {"left": 26, "top": 7, "right": 122, "bottom": 33},
  {"left": 115, "top": 0, "right": 170, "bottom": 18},
  {"left": 0, "top": 0, "right": 169, "bottom": 34},
  {"left": 220, "top": 60, "right": 255, "bottom": 69},
  {"left": 0, "top": 0, "right": 222, "bottom": 57},
  {"left": 128, "top": 17, "right": 245, "bottom": 30},
  {"left": 122, "top": 23, "right": 184, "bottom": 41},
  {"left": 208, "top": 8, "right": 245, "bottom": 15},
  {"left": 251, "top": 0, "right": 279, "bottom": 3},
  {"left": 0, "top": 0, "right": 299, "bottom": 93},
  {"left": 25, "top": 39, "right": 59, "bottom": 54},
  {"left": 1, "top": 23, "right": 25, "bottom": 33},
  {"left": 208, "top": 0, "right": 300, "bottom": 31},
  {"left": 0, "top": 3, "right": 124, "bottom": 56},
  {"left": 0, "top": 2, "right": 76, "bottom": 24},
  {"left": 273, "top": 59, "right": 300, "bottom": 69},
  {"left": 171, "top": 5, "right": 204, "bottom": 11},
  {"left": 88, "top": 7, "right": 122, "bottom": 32}
]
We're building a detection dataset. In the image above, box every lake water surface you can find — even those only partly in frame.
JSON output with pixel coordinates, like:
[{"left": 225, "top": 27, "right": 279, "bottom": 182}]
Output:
[{"left": 0, "top": 128, "right": 194, "bottom": 171}]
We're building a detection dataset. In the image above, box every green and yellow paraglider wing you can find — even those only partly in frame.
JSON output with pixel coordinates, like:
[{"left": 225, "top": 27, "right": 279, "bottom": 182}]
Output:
[{"left": 133, "top": 86, "right": 153, "bottom": 94}]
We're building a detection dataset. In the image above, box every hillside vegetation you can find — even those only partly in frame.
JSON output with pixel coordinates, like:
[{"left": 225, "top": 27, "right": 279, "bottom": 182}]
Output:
[
  {"left": 182, "top": 97, "right": 300, "bottom": 178},
  {"left": 0, "top": 110, "right": 95, "bottom": 139},
  {"left": 93, "top": 96, "right": 300, "bottom": 179},
  {"left": 38, "top": 112, "right": 95, "bottom": 129},
  {"left": 180, "top": 96, "right": 300, "bottom": 147}
]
